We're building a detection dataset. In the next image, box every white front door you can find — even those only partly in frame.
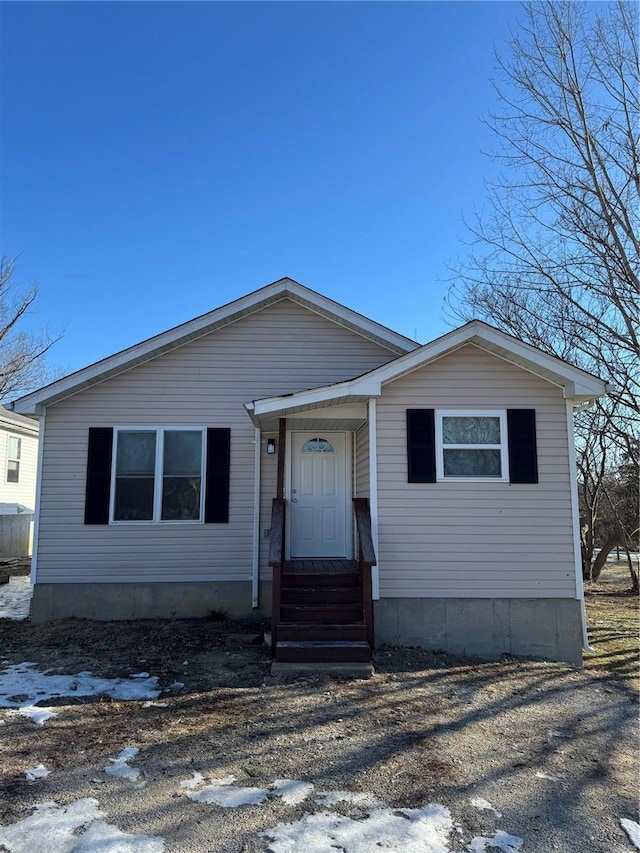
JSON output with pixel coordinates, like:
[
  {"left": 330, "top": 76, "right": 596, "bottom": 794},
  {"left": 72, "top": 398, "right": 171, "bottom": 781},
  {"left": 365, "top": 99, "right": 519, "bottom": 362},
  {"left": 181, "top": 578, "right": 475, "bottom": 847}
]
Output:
[{"left": 289, "top": 432, "right": 348, "bottom": 558}]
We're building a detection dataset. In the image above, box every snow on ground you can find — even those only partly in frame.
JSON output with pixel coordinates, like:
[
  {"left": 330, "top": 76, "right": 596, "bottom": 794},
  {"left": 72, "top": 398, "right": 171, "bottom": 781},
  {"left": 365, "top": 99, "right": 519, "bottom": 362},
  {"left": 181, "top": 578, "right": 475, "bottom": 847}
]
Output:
[
  {"left": 0, "top": 576, "right": 32, "bottom": 620},
  {"left": 0, "top": 798, "right": 164, "bottom": 853},
  {"left": 261, "top": 804, "right": 455, "bottom": 853},
  {"left": 105, "top": 747, "right": 141, "bottom": 781},
  {"left": 271, "top": 779, "right": 315, "bottom": 806},
  {"left": 466, "top": 830, "right": 523, "bottom": 852},
  {"left": 470, "top": 798, "right": 502, "bottom": 818},
  {"left": 178, "top": 777, "right": 523, "bottom": 853},
  {"left": 181, "top": 772, "right": 270, "bottom": 806},
  {"left": 621, "top": 819, "right": 640, "bottom": 850},
  {"left": 0, "top": 662, "right": 161, "bottom": 724},
  {"left": 24, "top": 764, "right": 50, "bottom": 781}
]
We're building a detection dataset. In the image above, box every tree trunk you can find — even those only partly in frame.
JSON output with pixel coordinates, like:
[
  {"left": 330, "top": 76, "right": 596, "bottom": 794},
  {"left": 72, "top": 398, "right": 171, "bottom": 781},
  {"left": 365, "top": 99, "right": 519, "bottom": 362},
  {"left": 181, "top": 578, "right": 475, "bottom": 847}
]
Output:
[{"left": 590, "top": 534, "right": 620, "bottom": 581}]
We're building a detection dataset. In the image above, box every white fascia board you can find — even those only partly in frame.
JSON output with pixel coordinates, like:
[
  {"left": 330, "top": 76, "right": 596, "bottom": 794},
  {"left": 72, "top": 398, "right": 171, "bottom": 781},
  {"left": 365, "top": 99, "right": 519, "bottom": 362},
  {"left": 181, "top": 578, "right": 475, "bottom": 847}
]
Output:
[
  {"left": 13, "top": 278, "right": 416, "bottom": 415},
  {"left": 251, "top": 379, "right": 381, "bottom": 417}
]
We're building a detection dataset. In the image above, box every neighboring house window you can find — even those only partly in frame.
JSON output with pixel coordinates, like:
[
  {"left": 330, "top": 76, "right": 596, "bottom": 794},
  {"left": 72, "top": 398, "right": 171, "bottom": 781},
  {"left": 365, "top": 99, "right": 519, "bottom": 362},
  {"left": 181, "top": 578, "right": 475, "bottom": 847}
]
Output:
[
  {"left": 6, "top": 435, "right": 21, "bottom": 483},
  {"left": 112, "top": 428, "right": 205, "bottom": 522},
  {"left": 436, "top": 411, "right": 508, "bottom": 482}
]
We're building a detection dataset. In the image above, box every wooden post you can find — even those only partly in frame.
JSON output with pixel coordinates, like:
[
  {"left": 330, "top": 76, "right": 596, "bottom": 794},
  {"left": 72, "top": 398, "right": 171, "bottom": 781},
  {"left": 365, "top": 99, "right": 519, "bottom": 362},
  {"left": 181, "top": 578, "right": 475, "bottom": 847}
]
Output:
[{"left": 276, "top": 418, "right": 286, "bottom": 500}]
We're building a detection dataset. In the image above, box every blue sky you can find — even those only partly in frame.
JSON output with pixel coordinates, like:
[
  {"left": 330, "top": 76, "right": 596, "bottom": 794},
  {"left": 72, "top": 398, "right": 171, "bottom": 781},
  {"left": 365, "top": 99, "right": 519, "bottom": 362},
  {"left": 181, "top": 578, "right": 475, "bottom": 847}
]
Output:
[{"left": 1, "top": 1, "right": 521, "bottom": 377}]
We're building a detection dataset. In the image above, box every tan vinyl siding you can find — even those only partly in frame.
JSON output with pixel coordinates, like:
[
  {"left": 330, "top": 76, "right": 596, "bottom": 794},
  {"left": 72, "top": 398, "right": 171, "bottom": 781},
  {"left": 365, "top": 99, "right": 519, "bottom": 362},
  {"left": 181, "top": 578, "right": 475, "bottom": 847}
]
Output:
[
  {"left": 354, "top": 423, "right": 369, "bottom": 499},
  {"left": 0, "top": 428, "right": 38, "bottom": 510},
  {"left": 37, "top": 299, "right": 396, "bottom": 584},
  {"left": 376, "top": 343, "right": 576, "bottom": 599}
]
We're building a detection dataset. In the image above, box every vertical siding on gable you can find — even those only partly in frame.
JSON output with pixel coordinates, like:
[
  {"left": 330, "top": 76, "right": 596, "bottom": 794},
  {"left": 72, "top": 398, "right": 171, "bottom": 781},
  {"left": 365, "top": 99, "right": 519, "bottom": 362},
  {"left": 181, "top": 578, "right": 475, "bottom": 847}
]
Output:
[
  {"left": 376, "top": 344, "right": 577, "bottom": 599},
  {"left": 37, "top": 299, "right": 397, "bottom": 584}
]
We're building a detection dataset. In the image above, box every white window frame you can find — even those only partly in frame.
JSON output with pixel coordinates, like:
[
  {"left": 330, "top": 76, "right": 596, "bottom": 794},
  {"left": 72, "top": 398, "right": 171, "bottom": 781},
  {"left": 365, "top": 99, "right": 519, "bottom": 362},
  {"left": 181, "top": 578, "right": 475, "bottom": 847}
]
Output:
[
  {"left": 109, "top": 426, "right": 206, "bottom": 524},
  {"left": 435, "top": 410, "right": 509, "bottom": 483},
  {"left": 6, "top": 434, "right": 21, "bottom": 484}
]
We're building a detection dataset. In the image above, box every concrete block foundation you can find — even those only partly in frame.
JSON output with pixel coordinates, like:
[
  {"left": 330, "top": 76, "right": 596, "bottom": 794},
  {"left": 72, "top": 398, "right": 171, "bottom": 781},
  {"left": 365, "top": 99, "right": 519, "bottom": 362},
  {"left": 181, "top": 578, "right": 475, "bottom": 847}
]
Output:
[
  {"left": 374, "top": 597, "right": 583, "bottom": 667},
  {"left": 31, "top": 581, "right": 272, "bottom": 623}
]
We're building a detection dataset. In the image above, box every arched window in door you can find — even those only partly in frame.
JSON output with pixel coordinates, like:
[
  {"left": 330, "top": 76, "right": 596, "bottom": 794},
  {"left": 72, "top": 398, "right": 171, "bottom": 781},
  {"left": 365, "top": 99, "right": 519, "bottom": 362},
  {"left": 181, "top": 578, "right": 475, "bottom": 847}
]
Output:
[{"left": 301, "top": 437, "right": 335, "bottom": 453}]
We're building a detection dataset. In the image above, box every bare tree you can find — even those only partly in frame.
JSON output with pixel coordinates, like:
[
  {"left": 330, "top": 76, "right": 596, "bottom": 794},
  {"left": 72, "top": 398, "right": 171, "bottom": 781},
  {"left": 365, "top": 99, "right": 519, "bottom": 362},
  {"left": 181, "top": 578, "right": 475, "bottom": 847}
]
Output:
[
  {"left": 447, "top": 1, "right": 639, "bottom": 580},
  {"left": 0, "top": 256, "right": 60, "bottom": 401}
]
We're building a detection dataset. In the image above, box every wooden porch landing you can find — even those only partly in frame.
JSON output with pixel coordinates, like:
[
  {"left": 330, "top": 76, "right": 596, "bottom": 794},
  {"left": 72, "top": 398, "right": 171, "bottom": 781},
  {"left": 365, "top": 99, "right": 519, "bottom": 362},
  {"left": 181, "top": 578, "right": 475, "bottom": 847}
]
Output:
[{"left": 284, "top": 559, "right": 358, "bottom": 575}]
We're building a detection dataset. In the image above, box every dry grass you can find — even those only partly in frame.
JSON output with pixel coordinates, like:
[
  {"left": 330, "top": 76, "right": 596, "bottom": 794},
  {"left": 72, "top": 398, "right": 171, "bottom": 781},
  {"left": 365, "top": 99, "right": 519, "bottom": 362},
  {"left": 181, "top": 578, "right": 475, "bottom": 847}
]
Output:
[{"left": 584, "top": 559, "right": 639, "bottom": 691}]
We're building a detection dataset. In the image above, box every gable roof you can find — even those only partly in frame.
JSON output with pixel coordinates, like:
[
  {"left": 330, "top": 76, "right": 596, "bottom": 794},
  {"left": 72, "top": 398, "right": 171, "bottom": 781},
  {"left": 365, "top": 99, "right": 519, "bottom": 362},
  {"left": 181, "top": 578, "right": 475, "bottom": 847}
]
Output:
[
  {"left": 247, "top": 320, "right": 607, "bottom": 422},
  {"left": 0, "top": 405, "right": 39, "bottom": 435},
  {"left": 11, "top": 278, "right": 418, "bottom": 415}
]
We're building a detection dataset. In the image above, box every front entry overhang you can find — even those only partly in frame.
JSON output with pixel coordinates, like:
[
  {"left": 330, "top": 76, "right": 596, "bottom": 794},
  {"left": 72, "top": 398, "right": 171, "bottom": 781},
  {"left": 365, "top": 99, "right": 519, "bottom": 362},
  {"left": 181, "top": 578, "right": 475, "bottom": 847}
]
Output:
[{"left": 243, "top": 399, "right": 373, "bottom": 432}]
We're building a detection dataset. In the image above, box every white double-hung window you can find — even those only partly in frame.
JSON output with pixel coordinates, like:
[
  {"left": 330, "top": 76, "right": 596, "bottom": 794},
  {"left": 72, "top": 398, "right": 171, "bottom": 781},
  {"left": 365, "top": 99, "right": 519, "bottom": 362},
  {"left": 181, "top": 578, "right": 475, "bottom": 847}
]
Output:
[
  {"left": 6, "top": 435, "right": 21, "bottom": 483},
  {"left": 435, "top": 411, "right": 508, "bottom": 482},
  {"left": 111, "top": 427, "right": 205, "bottom": 522}
]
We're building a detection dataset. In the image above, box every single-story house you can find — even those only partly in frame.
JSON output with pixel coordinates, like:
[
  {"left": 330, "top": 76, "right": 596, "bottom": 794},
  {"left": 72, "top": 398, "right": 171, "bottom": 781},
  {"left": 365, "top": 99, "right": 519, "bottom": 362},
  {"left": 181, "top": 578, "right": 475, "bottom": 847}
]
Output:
[
  {"left": 0, "top": 406, "right": 39, "bottom": 557},
  {"left": 12, "top": 278, "right": 606, "bottom": 665}
]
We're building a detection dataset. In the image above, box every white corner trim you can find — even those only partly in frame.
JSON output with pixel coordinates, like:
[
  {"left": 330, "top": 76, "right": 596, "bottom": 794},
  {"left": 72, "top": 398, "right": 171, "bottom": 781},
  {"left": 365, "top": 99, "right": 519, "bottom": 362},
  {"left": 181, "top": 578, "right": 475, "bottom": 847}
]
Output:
[
  {"left": 566, "top": 399, "right": 594, "bottom": 654},
  {"left": 368, "top": 398, "right": 380, "bottom": 600},
  {"left": 30, "top": 408, "right": 46, "bottom": 585},
  {"left": 252, "top": 427, "right": 261, "bottom": 608}
]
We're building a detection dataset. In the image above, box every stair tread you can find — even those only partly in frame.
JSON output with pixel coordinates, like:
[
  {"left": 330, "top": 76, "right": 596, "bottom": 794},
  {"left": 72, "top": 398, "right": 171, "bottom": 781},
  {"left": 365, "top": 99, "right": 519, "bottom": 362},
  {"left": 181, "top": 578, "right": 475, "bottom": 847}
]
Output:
[
  {"left": 278, "top": 640, "right": 370, "bottom": 648},
  {"left": 278, "top": 621, "right": 366, "bottom": 628}
]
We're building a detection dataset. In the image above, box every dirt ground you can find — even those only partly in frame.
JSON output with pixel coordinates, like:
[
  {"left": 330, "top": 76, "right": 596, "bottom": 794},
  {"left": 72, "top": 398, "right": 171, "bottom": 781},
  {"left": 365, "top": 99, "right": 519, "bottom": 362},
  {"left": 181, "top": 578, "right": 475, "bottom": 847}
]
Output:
[{"left": 0, "top": 575, "right": 638, "bottom": 852}]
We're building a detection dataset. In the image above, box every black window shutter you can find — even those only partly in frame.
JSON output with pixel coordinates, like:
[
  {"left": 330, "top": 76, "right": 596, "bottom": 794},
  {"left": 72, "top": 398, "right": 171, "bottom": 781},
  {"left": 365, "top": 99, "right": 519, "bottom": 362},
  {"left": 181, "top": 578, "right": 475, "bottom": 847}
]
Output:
[
  {"left": 84, "top": 427, "right": 113, "bottom": 524},
  {"left": 507, "top": 409, "right": 538, "bottom": 484},
  {"left": 407, "top": 409, "right": 436, "bottom": 483},
  {"left": 205, "top": 428, "right": 231, "bottom": 523}
]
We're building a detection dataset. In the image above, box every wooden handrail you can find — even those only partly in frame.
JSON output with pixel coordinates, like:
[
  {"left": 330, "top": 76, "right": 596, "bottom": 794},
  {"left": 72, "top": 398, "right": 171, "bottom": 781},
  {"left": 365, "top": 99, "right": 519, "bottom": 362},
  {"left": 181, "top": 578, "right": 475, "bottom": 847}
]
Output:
[
  {"left": 353, "top": 498, "right": 376, "bottom": 566},
  {"left": 268, "top": 497, "right": 285, "bottom": 656},
  {"left": 353, "top": 498, "right": 376, "bottom": 648}
]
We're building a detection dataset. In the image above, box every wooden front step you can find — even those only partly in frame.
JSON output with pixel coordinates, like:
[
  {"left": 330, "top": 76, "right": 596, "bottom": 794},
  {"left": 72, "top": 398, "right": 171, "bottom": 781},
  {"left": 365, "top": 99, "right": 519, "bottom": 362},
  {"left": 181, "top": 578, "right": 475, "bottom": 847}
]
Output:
[
  {"left": 282, "top": 572, "right": 359, "bottom": 588},
  {"left": 280, "top": 603, "right": 363, "bottom": 624},
  {"left": 277, "top": 622, "right": 368, "bottom": 642},
  {"left": 281, "top": 586, "right": 362, "bottom": 606},
  {"left": 275, "top": 640, "right": 371, "bottom": 663}
]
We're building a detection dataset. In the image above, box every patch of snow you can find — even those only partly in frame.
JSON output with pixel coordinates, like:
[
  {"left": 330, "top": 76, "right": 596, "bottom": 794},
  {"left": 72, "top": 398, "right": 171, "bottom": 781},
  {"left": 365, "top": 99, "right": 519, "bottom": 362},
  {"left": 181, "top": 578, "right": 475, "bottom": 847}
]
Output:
[
  {"left": 142, "top": 701, "right": 168, "bottom": 708},
  {"left": 315, "top": 790, "right": 382, "bottom": 808},
  {"left": 0, "top": 797, "right": 164, "bottom": 852},
  {"left": 25, "top": 764, "right": 50, "bottom": 781},
  {"left": 535, "top": 771, "right": 566, "bottom": 782},
  {"left": 130, "top": 672, "right": 150, "bottom": 679},
  {"left": 181, "top": 773, "right": 269, "bottom": 807},
  {"left": 621, "top": 819, "right": 640, "bottom": 850},
  {"left": 0, "top": 718, "right": 5, "bottom": 725},
  {"left": 105, "top": 747, "right": 141, "bottom": 781},
  {"left": 165, "top": 681, "right": 184, "bottom": 691},
  {"left": 466, "top": 831, "right": 523, "bottom": 852},
  {"left": 18, "top": 706, "right": 57, "bottom": 725},
  {"left": 180, "top": 771, "right": 205, "bottom": 789},
  {"left": 470, "top": 798, "right": 502, "bottom": 818},
  {"left": 271, "top": 779, "right": 314, "bottom": 805},
  {"left": 0, "top": 662, "right": 160, "bottom": 724},
  {"left": 262, "top": 804, "right": 453, "bottom": 853},
  {"left": 0, "top": 576, "right": 32, "bottom": 621},
  {"left": 547, "top": 730, "right": 567, "bottom": 739}
]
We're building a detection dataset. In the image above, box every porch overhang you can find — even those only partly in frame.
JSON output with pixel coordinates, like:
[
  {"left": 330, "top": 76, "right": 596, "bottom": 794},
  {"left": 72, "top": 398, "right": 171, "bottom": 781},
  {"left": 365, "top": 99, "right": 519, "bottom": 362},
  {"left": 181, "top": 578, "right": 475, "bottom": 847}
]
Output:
[{"left": 245, "top": 377, "right": 380, "bottom": 431}]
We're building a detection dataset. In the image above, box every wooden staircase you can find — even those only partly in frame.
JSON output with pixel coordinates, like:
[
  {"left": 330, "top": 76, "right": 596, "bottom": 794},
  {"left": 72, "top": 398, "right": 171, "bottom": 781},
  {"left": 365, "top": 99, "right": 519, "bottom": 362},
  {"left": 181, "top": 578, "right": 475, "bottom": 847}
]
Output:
[
  {"left": 269, "top": 499, "right": 375, "bottom": 668},
  {"left": 276, "top": 564, "right": 371, "bottom": 663}
]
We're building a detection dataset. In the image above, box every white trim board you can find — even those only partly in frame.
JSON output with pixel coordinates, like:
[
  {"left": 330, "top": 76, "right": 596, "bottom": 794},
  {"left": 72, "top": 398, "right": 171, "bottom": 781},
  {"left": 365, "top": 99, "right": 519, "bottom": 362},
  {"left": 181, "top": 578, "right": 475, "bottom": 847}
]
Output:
[{"left": 12, "top": 279, "right": 417, "bottom": 415}]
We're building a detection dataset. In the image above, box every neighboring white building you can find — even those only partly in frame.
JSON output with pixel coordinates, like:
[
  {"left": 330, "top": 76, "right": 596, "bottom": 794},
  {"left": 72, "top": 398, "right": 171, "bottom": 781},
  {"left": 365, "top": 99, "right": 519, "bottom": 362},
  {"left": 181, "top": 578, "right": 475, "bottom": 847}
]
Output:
[
  {"left": 12, "top": 278, "right": 606, "bottom": 665},
  {"left": 0, "top": 406, "right": 39, "bottom": 556}
]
